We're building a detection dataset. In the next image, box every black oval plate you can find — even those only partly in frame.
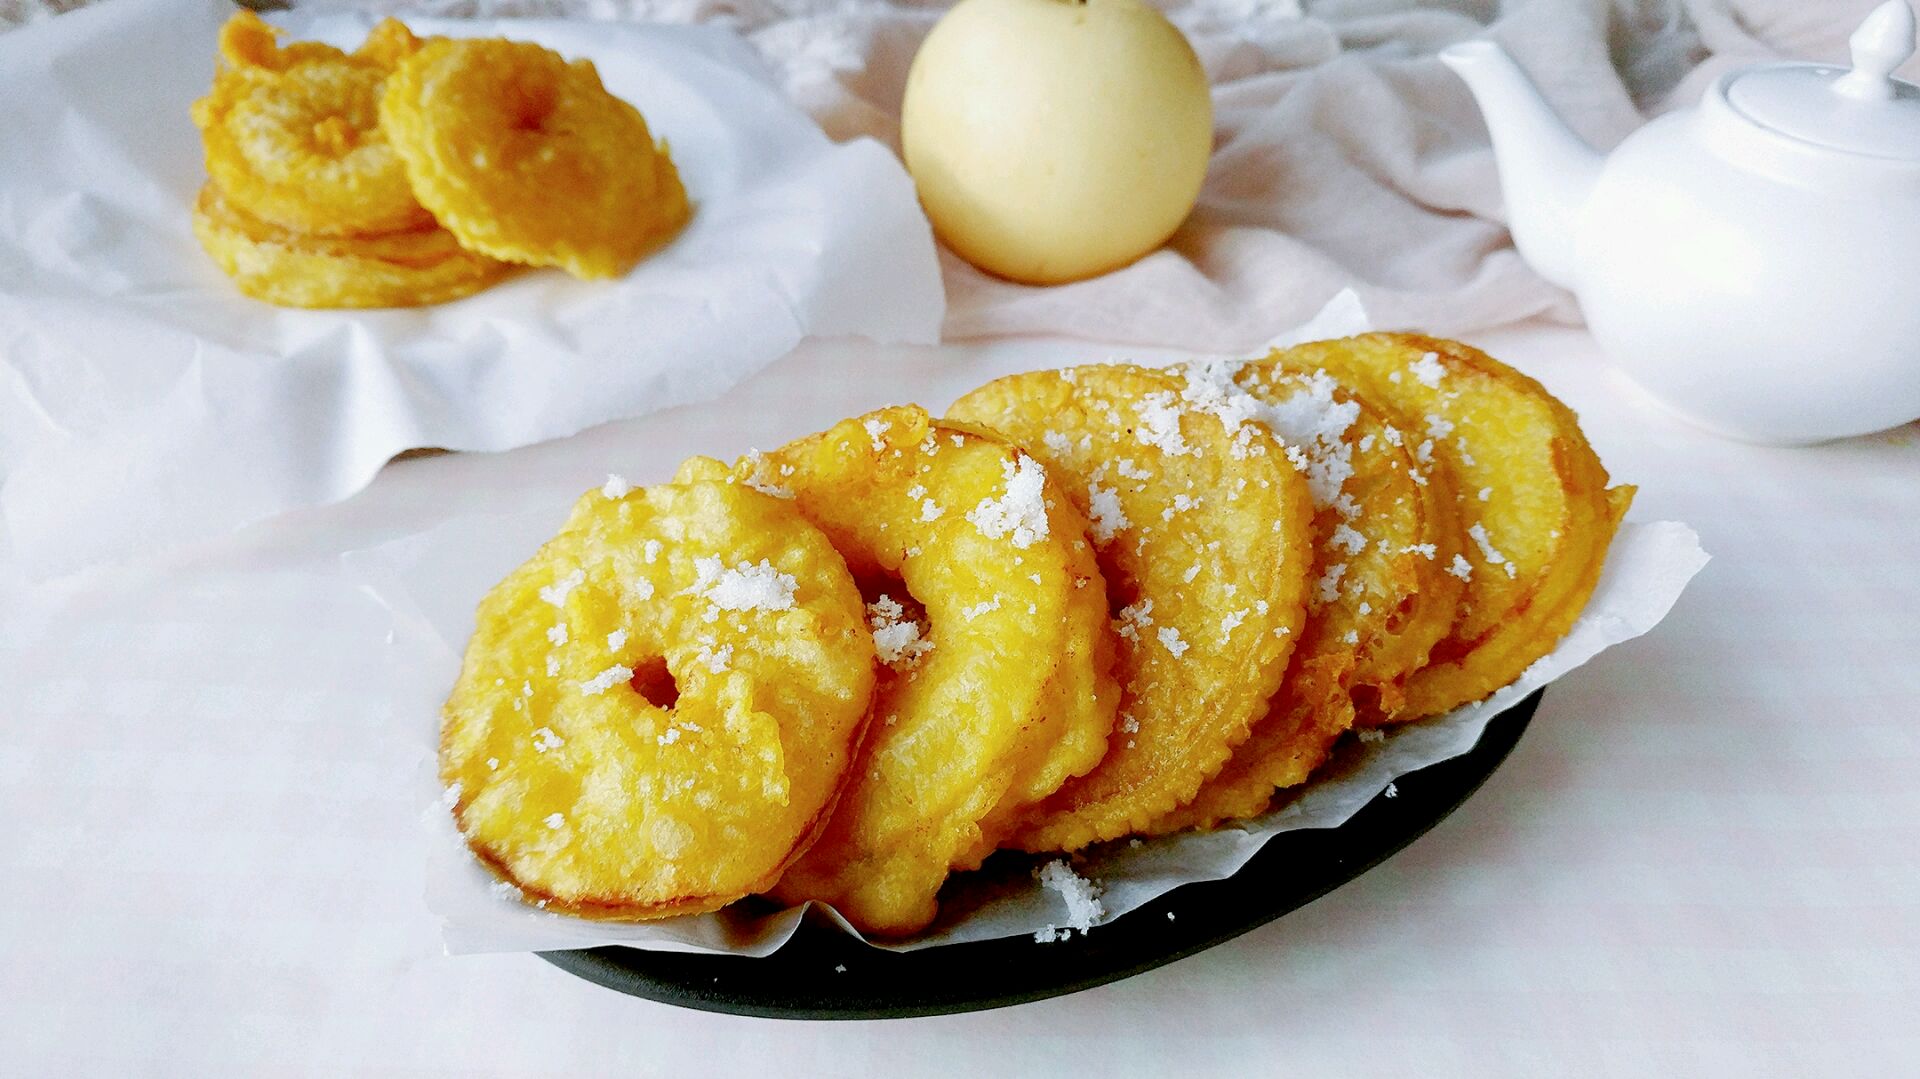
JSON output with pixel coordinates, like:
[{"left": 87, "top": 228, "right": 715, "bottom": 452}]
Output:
[{"left": 541, "top": 689, "right": 1541, "bottom": 1019}]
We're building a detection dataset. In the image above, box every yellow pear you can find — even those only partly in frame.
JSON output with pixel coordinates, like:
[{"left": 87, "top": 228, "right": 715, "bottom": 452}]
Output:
[{"left": 901, "top": 0, "right": 1213, "bottom": 285}]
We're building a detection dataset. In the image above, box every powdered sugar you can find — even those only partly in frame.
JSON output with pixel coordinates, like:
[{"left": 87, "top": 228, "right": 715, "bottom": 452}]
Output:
[
  {"left": 966, "top": 455, "right": 1050, "bottom": 549},
  {"left": 1031, "top": 859, "right": 1105, "bottom": 943},
  {"left": 1176, "top": 358, "right": 1269, "bottom": 459},
  {"left": 1156, "top": 625, "right": 1190, "bottom": 657},
  {"left": 1114, "top": 598, "right": 1154, "bottom": 641},
  {"left": 695, "top": 640, "right": 733, "bottom": 673},
  {"left": 1316, "top": 562, "right": 1348, "bottom": 604},
  {"left": 1249, "top": 370, "right": 1361, "bottom": 513},
  {"left": 1085, "top": 474, "right": 1129, "bottom": 546},
  {"left": 580, "top": 664, "right": 634, "bottom": 696},
  {"left": 1133, "top": 391, "right": 1194, "bottom": 457},
  {"left": 687, "top": 557, "right": 798, "bottom": 613},
  {"left": 1410, "top": 351, "right": 1446, "bottom": 387},
  {"left": 1467, "top": 523, "right": 1518, "bottom": 578},
  {"left": 539, "top": 568, "right": 586, "bottom": 608},
  {"left": 1159, "top": 493, "right": 1199, "bottom": 523},
  {"left": 741, "top": 450, "right": 794, "bottom": 499},
  {"left": 867, "top": 594, "right": 933, "bottom": 669},
  {"left": 960, "top": 595, "right": 1003, "bottom": 621}
]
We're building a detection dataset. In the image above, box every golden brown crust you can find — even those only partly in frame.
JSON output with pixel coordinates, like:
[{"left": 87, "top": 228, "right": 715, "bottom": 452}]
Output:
[
  {"left": 191, "top": 183, "right": 511, "bottom": 308},
  {"left": 949, "top": 364, "right": 1315, "bottom": 850},
  {"left": 1142, "top": 363, "right": 1466, "bottom": 831},
  {"left": 1271, "top": 333, "right": 1633, "bottom": 723},
  {"left": 436, "top": 334, "right": 1630, "bottom": 929},
  {"left": 440, "top": 475, "right": 876, "bottom": 919},
  {"left": 193, "top": 13, "right": 431, "bottom": 237},
  {"left": 752, "top": 406, "right": 1116, "bottom": 936},
  {"left": 380, "top": 37, "right": 690, "bottom": 279}
]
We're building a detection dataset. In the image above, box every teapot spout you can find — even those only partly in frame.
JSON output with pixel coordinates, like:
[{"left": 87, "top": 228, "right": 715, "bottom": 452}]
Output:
[{"left": 1441, "top": 40, "right": 1603, "bottom": 291}]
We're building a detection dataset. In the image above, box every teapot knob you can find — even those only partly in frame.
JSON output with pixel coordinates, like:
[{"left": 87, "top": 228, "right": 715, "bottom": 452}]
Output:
[{"left": 1836, "top": 0, "right": 1917, "bottom": 101}]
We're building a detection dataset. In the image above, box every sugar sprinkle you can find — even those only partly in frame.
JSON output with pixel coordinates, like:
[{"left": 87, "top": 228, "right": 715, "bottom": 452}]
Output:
[
  {"left": 539, "top": 569, "right": 586, "bottom": 608},
  {"left": 580, "top": 664, "right": 633, "bottom": 696},
  {"left": 966, "top": 454, "right": 1050, "bottom": 549}
]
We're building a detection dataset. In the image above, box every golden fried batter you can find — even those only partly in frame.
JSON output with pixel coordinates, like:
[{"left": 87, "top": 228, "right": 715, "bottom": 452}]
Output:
[
  {"left": 1143, "top": 362, "right": 1466, "bottom": 831},
  {"left": 193, "top": 13, "right": 431, "bottom": 237},
  {"left": 739, "top": 407, "right": 1116, "bottom": 936},
  {"left": 949, "top": 365, "right": 1315, "bottom": 851},
  {"left": 380, "top": 37, "right": 690, "bottom": 279},
  {"left": 440, "top": 475, "right": 876, "bottom": 919},
  {"left": 191, "top": 183, "right": 511, "bottom": 308},
  {"left": 1271, "top": 334, "right": 1634, "bottom": 722}
]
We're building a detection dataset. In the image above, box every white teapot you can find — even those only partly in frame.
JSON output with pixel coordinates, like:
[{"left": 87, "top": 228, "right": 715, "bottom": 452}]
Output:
[{"left": 1442, "top": 1, "right": 1920, "bottom": 444}]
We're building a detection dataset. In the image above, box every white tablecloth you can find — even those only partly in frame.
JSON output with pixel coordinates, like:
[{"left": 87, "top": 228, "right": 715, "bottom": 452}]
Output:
[{"left": 3, "top": 323, "right": 1916, "bottom": 1075}]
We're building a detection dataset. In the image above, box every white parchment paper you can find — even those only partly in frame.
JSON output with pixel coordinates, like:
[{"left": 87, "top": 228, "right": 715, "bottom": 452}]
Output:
[
  {"left": 0, "top": 0, "right": 942, "bottom": 578},
  {"left": 345, "top": 293, "right": 1707, "bottom": 954}
]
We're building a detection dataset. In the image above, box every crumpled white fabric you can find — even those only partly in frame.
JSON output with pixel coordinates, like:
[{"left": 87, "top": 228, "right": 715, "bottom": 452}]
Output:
[
  {"left": 0, "top": 0, "right": 1889, "bottom": 579},
  {"left": 1, "top": 0, "right": 1894, "bottom": 344},
  {"left": 118, "top": 0, "right": 1884, "bottom": 351}
]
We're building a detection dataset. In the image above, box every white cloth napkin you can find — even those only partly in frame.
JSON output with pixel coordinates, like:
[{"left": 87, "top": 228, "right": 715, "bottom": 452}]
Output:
[
  {"left": 256, "top": 0, "right": 1713, "bottom": 347},
  {"left": 4, "top": 0, "right": 1894, "bottom": 345},
  {"left": 0, "top": 0, "right": 942, "bottom": 577},
  {"left": 239, "top": 0, "right": 1914, "bottom": 347}
]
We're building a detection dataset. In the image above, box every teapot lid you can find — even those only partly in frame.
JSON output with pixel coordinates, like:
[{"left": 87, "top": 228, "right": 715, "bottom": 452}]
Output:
[{"left": 1723, "top": 1, "right": 1920, "bottom": 160}]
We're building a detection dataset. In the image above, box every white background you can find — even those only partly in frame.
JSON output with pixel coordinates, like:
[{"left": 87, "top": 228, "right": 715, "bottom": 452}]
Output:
[{"left": 3, "top": 321, "right": 1916, "bottom": 1074}]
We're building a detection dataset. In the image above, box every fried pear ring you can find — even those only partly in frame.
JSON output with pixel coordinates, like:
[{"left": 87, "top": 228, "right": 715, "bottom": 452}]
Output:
[
  {"left": 949, "top": 364, "right": 1316, "bottom": 851},
  {"left": 193, "top": 13, "right": 432, "bottom": 236},
  {"left": 380, "top": 37, "right": 691, "bottom": 280},
  {"left": 733, "top": 407, "right": 1115, "bottom": 936},
  {"left": 440, "top": 474, "right": 876, "bottom": 919},
  {"left": 191, "top": 184, "right": 511, "bottom": 308},
  {"left": 1272, "top": 334, "right": 1634, "bottom": 722},
  {"left": 1143, "top": 362, "right": 1467, "bottom": 831}
]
